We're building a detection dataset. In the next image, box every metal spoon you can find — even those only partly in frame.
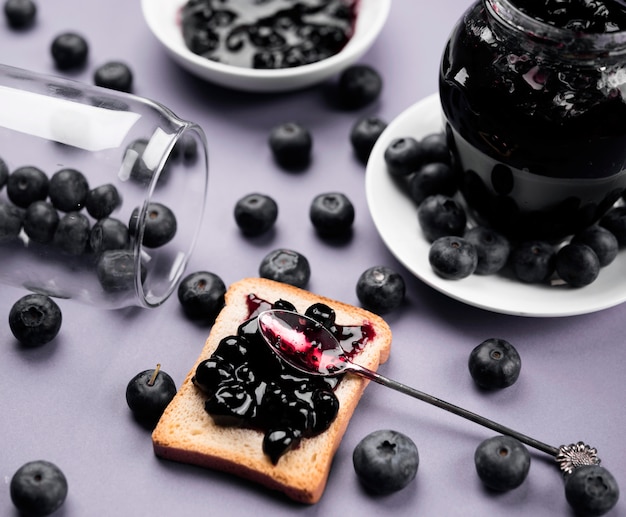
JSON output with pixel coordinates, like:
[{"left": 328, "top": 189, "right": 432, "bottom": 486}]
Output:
[{"left": 257, "top": 309, "right": 601, "bottom": 469}]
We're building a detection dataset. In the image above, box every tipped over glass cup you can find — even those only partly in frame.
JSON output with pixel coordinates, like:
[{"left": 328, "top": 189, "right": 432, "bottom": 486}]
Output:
[{"left": 0, "top": 64, "right": 208, "bottom": 308}]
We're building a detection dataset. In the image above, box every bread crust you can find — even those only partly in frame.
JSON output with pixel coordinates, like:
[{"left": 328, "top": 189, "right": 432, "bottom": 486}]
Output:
[{"left": 152, "top": 277, "right": 392, "bottom": 504}]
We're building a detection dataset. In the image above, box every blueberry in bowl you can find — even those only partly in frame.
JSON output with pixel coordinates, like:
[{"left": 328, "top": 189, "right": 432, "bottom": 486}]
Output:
[{"left": 141, "top": 0, "right": 391, "bottom": 92}]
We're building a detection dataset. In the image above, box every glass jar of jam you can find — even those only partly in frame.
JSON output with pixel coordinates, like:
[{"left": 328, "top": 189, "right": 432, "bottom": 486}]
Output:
[{"left": 439, "top": 0, "right": 626, "bottom": 241}]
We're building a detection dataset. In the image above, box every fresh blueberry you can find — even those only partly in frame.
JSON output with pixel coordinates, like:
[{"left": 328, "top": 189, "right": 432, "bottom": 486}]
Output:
[
  {"left": 600, "top": 206, "right": 626, "bottom": 245},
  {"left": 0, "top": 156, "right": 8, "bottom": 188},
  {"left": 474, "top": 435, "right": 530, "bottom": 491},
  {"left": 177, "top": 270, "right": 226, "bottom": 320},
  {"left": 234, "top": 193, "right": 278, "bottom": 236},
  {"left": 259, "top": 248, "right": 310, "bottom": 288},
  {"left": 419, "top": 132, "right": 451, "bottom": 164},
  {"left": 409, "top": 162, "right": 458, "bottom": 206},
  {"left": 350, "top": 116, "right": 387, "bottom": 164},
  {"left": 556, "top": 243, "right": 600, "bottom": 287},
  {"left": 309, "top": 192, "right": 355, "bottom": 238},
  {"left": 48, "top": 168, "right": 89, "bottom": 212},
  {"left": 9, "top": 293, "right": 62, "bottom": 347},
  {"left": 129, "top": 202, "right": 177, "bottom": 248},
  {"left": 464, "top": 226, "right": 510, "bottom": 275},
  {"left": 3, "top": 0, "right": 36, "bottom": 29},
  {"left": 337, "top": 64, "right": 383, "bottom": 110},
  {"left": 85, "top": 183, "right": 121, "bottom": 219},
  {"left": 7, "top": 165, "right": 48, "bottom": 208},
  {"left": 268, "top": 122, "right": 312, "bottom": 170},
  {"left": 352, "top": 429, "right": 419, "bottom": 494},
  {"left": 96, "top": 249, "right": 144, "bottom": 292},
  {"left": 468, "top": 338, "right": 521, "bottom": 389},
  {"left": 126, "top": 139, "right": 152, "bottom": 183},
  {"left": 571, "top": 225, "right": 619, "bottom": 267},
  {"left": 564, "top": 465, "right": 620, "bottom": 517},
  {"left": 94, "top": 61, "right": 133, "bottom": 92},
  {"left": 89, "top": 217, "right": 129, "bottom": 254},
  {"left": 24, "top": 201, "right": 59, "bottom": 244},
  {"left": 126, "top": 365, "right": 177, "bottom": 426},
  {"left": 0, "top": 199, "right": 24, "bottom": 240},
  {"left": 356, "top": 265, "right": 405, "bottom": 314},
  {"left": 429, "top": 236, "right": 478, "bottom": 279},
  {"left": 384, "top": 136, "right": 423, "bottom": 177},
  {"left": 172, "top": 133, "right": 198, "bottom": 162},
  {"left": 417, "top": 194, "right": 467, "bottom": 242},
  {"left": 53, "top": 212, "right": 90, "bottom": 254},
  {"left": 50, "top": 32, "right": 88, "bottom": 69},
  {"left": 510, "top": 241, "right": 556, "bottom": 283},
  {"left": 10, "top": 460, "right": 68, "bottom": 517}
]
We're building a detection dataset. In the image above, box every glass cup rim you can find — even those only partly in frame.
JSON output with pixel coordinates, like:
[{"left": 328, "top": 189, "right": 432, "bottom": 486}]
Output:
[{"left": 133, "top": 122, "right": 209, "bottom": 308}]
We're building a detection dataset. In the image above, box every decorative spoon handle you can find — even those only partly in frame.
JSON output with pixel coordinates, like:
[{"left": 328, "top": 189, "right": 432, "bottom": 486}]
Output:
[{"left": 347, "top": 361, "right": 560, "bottom": 457}]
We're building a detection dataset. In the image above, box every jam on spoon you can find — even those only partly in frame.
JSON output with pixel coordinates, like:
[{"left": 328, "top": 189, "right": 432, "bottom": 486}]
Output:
[{"left": 257, "top": 309, "right": 606, "bottom": 471}]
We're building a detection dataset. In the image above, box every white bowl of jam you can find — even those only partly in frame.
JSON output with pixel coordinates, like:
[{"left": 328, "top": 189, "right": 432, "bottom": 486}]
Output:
[{"left": 141, "top": 0, "right": 391, "bottom": 93}]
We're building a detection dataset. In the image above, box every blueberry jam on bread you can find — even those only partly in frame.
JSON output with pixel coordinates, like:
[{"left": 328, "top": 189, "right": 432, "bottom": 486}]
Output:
[{"left": 152, "top": 278, "right": 392, "bottom": 504}]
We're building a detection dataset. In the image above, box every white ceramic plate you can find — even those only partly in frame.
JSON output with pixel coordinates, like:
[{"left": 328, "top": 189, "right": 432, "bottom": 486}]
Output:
[
  {"left": 366, "top": 93, "right": 626, "bottom": 317},
  {"left": 141, "top": 0, "right": 391, "bottom": 93}
]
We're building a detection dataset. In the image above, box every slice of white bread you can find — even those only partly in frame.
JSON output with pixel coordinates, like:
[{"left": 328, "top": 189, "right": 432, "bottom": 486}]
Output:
[{"left": 152, "top": 277, "right": 392, "bottom": 504}]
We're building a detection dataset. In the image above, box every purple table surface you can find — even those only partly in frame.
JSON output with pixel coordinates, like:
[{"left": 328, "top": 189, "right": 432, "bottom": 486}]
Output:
[{"left": 1, "top": 2, "right": 625, "bottom": 516}]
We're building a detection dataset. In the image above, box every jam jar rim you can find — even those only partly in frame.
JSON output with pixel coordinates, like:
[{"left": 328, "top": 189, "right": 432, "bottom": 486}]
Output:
[{"left": 484, "top": 0, "right": 626, "bottom": 61}]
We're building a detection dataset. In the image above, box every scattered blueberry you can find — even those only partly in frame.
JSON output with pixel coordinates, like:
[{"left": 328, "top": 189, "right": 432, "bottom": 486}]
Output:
[
  {"left": 10, "top": 460, "right": 68, "bottom": 517},
  {"left": 564, "top": 465, "right": 620, "bottom": 517},
  {"left": 89, "top": 217, "right": 129, "bottom": 254},
  {"left": 356, "top": 265, "right": 405, "bottom": 314},
  {"left": 24, "top": 201, "right": 59, "bottom": 244},
  {"left": 571, "top": 225, "right": 619, "bottom": 267},
  {"left": 85, "top": 183, "right": 120, "bottom": 220},
  {"left": 600, "top": 206, "right": 626, "bottom": 245},
  {"left": 337, "top": 64, "right": 383, "bottom": 110},
  {"left": 468, "top": 338, "right": 521, "bottom": 389},
  {"left": 510, "top": 240, "right": 556, "bottom": 283},
  {"left": 233, "top": 193, "right": 278, "bottom": 236},
  {"left": 48, "top": 168, "right": 89, "bottom": 212},
  {"left": 3, "top": 0, "right": 36, "bottom": 29},
  {"left": 309, "top": 192, "right": 355, "bottom": 238},
  {"left": 7, "top": 165, "right": 49, "bottom": 208},
  {"left": 429, "top": 236, "right": 478, "bottom": 279},
  {"left": 464, "top": 226, "right": 510, "bottom": 275},
  {"left": 126, "top": 365, "right": 177, "bottom": 426},
  {"left": 350, "top": 116, "right": 388, "bottom": 164},
  {"left": 0, "top": 199, "right": 24, "bottom": 240},
  {"left": 556, "top": 243, "right": 600, "bottom": 287},
  {"left": 9, "top": 293, "right": 62, "bottom": 347},
  {"left": 177, "top": 270, "right": 226, "bottom": 320},
  {"left": 96, "top": 249, "right": 143, "bottom": 292},
  {"left": 417, "top": 194, "right": 467, "bottom": 242},
  {"left": 352, "top": 429, "right": 419, "bottom": 494},
  {"left": 0, "top": 156, "right": 8, "bottom": 188},
  {"left": 474, "top": 435, "right": 530, "bottom": 491},
  {"left": 129, "top": 202, "right": 177, "bottom": 248},
  {"left": 259, "top": 248, "right": 311, "bottom": 288},
  {"left": 50, "top": 32, "right": 89, "bottom": 69},
  {"left": 409, "top": 161, "right": 458, "bottom": 206},
  {"left": 384, "top": 136, "right": 423, "bottom": 177},
  {"left": 268, "top": 122, "right": 312, "bottom": 170},
  {"left": 53, "top": 212, "right": 90, "bottom": 254},
  {"left": 94, "top": 61, "right": 133, "bottom": 92}
]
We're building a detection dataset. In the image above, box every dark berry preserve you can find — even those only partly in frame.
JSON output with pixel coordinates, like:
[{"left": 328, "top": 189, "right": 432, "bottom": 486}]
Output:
[
  {"left": 193, "top": 294, "right": 376, "bottom": 464},
  {"left": 180, "top": 0, "right": 358, "bottom": 69},
  {"left": 439, "top": 0, "right": 626, "bottom": 240}
]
